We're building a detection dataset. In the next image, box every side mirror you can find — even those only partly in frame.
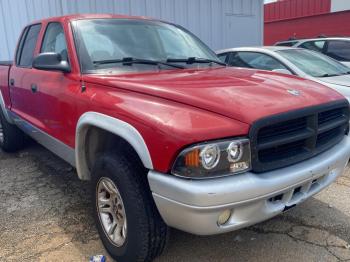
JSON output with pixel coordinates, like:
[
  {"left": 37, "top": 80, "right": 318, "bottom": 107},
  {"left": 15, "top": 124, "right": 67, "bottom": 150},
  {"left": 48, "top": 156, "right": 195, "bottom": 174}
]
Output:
[
  {"left": 272, "top": 68, "right": 293, "bottom": 75},
  {"left": 33, "top": 52, "right": 71, "bottom": 73}
]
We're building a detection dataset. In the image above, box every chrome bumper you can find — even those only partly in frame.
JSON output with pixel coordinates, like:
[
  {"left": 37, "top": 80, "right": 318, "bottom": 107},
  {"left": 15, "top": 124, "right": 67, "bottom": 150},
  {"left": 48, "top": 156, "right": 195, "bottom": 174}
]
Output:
[{"left": 148, "top": 136, "right": 350, "bottom": 235}]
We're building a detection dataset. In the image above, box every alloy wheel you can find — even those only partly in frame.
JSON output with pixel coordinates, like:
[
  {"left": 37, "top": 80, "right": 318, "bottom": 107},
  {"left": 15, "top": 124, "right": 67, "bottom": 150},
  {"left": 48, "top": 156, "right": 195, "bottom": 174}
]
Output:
[{"left": 97, "top": 177, "right": 127, "bottom": 247}]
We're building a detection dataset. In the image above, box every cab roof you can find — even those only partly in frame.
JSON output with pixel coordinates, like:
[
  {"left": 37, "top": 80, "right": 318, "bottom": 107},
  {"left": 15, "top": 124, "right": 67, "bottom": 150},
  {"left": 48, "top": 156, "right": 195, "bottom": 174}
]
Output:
[{"left": 30, "top": 13, "right": 152, "bottom": 25}]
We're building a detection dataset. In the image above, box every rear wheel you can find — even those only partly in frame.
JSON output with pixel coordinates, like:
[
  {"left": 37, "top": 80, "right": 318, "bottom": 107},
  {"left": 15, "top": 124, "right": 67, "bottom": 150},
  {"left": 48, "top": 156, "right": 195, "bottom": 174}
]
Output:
[
  {"left": 91, "top": 152, "right": 169, "bottom": 262},
  {"left": 0, "top": 109, "right": 26, "bottom": 152}
]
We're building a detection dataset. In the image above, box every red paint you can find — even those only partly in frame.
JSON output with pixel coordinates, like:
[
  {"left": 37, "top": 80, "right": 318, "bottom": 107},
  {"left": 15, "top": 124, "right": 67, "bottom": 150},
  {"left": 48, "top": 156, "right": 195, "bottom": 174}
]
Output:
[
  {"left": 0, "top": 65, "right": 11, "bottom": 108},
  {"left": 264, "top": 10, "right": 350, "bottom": 45},
  {"left": 0, "top": 14, "right": 345, "bottom": 173},
  {"left": 82, "top": 68, "right": 342, "bottom": 124},
  {"left": 264, "top": 0, "right": 331, "bottom": 22}
]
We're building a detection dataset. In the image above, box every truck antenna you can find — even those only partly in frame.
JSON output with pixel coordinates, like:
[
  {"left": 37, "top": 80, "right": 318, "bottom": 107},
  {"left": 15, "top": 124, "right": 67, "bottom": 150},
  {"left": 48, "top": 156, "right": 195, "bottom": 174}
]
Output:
[{"left": 72, "top": 20, "right": 86, "bottom": 93}]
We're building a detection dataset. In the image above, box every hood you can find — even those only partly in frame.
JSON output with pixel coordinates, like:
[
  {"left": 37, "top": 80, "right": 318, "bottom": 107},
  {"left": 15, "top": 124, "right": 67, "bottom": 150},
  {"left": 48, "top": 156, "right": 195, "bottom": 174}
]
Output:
[
  {"left": 318, "top": 74, "right": 350, "bottom": 87},
  {"left": 84, "top": 67, "right": 344, "bottom": 125}
]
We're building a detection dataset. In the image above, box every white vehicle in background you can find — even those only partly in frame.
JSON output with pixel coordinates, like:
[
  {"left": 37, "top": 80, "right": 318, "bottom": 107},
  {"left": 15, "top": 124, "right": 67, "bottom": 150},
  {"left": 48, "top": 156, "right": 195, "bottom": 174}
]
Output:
[
  {"left": 274, "top": 37, "right": 350, "bottom": 68},
  {"left": 216, "top": 47, "right": 350, "bottom": 102}
]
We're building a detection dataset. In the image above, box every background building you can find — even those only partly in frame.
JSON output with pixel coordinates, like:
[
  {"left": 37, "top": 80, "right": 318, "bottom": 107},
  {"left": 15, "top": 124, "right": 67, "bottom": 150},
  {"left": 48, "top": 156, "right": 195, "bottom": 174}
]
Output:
[
  {"left": 264, "top": 0, "right": 350, "bottom": 45},
  {"left": 0, "top": 0, "right": 264, "bottom": 61}
]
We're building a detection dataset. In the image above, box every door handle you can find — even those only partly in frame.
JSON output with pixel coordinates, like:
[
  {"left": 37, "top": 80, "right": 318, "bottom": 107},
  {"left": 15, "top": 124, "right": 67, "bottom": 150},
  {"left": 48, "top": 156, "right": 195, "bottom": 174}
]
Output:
[
  {"left": 9, "top": 79, "right": 15, "bottom": 86},
  {"left": 31, "top": 84, "right": 38, "bottom": 93}
]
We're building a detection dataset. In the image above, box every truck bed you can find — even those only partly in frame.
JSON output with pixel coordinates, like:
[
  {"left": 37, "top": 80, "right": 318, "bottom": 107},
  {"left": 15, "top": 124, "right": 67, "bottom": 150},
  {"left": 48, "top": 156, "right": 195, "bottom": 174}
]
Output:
[{"left": 0, "top": 61, "right": 12, "bottom": 66}]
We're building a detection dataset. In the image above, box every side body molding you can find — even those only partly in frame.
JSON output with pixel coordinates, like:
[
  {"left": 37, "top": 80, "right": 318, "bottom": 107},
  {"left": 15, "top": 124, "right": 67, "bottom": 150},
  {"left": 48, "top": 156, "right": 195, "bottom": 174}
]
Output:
[
  {"left": 0, "top": 91, "right": 14, "bottom": 123},
  {"left": 76, "top": 112, "right": 153, "bottom": 180}
]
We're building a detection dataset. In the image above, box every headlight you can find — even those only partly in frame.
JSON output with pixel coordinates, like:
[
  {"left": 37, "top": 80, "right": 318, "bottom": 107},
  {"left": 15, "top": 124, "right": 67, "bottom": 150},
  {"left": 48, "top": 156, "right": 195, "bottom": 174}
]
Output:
[
  {"left": 172, "top": 138, "right": 251, "bottom": 178},
  {"left": 227, "top": 141, "right": 243, "bottom": 162},
  {"left": 200, "top": 145, "right": 220, "bottom": 169}
]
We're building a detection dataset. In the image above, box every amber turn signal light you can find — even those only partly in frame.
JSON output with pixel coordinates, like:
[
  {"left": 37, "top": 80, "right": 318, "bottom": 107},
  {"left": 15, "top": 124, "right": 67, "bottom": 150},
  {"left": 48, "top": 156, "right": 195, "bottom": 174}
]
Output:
[{"left": 185, "top": 149, "right": 200, "bottom": 167}]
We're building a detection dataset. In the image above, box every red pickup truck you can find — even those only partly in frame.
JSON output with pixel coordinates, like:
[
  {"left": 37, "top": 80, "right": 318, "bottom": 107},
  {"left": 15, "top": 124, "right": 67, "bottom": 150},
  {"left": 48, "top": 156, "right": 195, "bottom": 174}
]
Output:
[{"left": 1, "top": 14, "right": 350, "bottom": 262}]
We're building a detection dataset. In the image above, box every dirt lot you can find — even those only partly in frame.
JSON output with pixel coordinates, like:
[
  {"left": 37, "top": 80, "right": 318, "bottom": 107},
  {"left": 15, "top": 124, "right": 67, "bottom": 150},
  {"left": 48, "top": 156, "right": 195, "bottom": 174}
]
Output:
[{"left": 1, "top": 142, "right": 350, "bottom": 262}]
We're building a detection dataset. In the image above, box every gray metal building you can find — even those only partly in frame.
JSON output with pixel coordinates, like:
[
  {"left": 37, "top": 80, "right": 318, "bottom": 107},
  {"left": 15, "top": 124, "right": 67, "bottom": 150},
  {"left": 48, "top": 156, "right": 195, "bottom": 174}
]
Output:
[{"left": 0, "top": 0, "right": 264, "bottom": 61}]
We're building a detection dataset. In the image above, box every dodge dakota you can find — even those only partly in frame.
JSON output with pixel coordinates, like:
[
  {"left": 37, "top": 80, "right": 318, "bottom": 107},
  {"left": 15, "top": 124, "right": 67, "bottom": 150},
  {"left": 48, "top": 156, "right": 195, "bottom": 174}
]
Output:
[{"left": 0, "top": 14, "right": 350, "bottom": 262}]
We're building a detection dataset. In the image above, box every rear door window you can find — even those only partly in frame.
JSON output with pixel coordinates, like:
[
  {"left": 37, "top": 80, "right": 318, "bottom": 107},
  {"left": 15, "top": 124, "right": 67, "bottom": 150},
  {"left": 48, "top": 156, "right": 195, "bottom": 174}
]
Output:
[
  {"left": 299, "top": 40, "right": 326, "bottom": 52},
  {"left": 18, "top": 24, "right": 42, "bottom": 67},
  {"left": 325, "top": 40, "right": 350, "bottom": 62},
  {"left": 15, "top": 27, "right": 29, "bottom": 65},
  {"left": 228, "top": 52, "right": 288, "bottom": 71}
]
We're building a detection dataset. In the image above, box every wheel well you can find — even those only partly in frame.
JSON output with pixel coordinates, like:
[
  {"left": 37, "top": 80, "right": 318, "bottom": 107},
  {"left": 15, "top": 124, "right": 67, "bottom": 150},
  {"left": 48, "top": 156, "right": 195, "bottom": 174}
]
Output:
[{"left": 84, "top": 126, "right": 146, "bottom": 178}]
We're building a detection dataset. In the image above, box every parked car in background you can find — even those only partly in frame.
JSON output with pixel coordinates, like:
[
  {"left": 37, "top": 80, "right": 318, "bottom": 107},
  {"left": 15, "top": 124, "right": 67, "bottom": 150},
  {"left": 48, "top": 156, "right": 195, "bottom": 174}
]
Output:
[
  {"left": 217, "top": 47, "right": 350, "bottom": 102},
  {"left": 274, "top": 37, "right": 350, "bottom": 67}
]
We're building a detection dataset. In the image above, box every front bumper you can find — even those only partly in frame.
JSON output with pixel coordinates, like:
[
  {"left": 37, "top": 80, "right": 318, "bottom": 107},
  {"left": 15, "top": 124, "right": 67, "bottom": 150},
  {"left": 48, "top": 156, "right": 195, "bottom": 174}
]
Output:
[{"left": 148, "top": 136, "right": 350, "bottom": 235}]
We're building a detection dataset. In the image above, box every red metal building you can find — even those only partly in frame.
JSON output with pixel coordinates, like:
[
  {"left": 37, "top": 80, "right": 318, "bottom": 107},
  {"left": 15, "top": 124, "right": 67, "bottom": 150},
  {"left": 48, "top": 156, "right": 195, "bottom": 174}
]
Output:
[{"left": 264, "top": 0, "right": 350, "bottom": 45}]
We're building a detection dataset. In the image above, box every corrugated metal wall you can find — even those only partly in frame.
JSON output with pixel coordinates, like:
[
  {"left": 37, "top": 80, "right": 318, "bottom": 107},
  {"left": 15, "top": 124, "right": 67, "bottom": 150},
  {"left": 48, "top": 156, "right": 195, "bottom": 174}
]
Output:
[
  {"left": 264, "top": 10, "right": 350, "bottom": 45},
  {"left": 0, "top": 0, "right": 263, "bottom": 61}
]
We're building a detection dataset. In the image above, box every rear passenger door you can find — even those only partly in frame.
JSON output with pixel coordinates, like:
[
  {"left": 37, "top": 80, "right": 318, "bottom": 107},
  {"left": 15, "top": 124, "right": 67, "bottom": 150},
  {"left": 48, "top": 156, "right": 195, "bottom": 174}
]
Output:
[{"left": 9, "top": 23, "right": 42, "bottom": 125}]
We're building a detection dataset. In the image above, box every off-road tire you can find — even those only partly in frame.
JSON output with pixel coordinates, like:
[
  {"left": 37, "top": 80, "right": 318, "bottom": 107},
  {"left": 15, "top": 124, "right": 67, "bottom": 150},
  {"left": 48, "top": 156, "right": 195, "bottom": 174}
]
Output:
[
  {"left": 91, "top": 152, "right": 169, "bottom": 262},
  {"left": 0, "top": 108, "right": 26, "bottom": 152}
]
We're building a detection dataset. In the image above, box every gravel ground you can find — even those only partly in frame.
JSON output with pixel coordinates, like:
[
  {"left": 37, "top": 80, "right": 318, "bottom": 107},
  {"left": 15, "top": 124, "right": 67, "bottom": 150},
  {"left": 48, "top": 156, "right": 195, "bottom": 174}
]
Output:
[{"left": 1, "top": 142, "right": 350, "bottom": 262}]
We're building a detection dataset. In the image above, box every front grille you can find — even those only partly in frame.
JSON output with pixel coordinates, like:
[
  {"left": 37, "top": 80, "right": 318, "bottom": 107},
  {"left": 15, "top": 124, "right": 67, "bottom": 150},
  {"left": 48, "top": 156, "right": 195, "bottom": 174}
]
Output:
[{"left": 250, "top": 100, "right": 349, "bottom": 173}]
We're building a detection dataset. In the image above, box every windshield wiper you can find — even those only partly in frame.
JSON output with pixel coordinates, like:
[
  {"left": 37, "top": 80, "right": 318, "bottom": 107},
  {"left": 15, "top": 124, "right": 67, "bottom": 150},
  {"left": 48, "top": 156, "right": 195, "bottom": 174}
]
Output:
[
  {"left": 167, "top": 57, "right": 227, "bottom": 66},
  {"left": 93, "top": 57, "right": 185, "bottom": 69},
  {"left": 319, "top": 73, "right": 341, "bottom": 77}
]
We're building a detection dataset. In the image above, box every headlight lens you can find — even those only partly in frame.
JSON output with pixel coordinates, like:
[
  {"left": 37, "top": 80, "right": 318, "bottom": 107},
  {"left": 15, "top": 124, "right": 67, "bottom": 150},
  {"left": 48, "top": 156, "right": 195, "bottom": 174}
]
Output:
[
  {"left": 200, "top": 145, "right": 220, "bottom": 169},
  {"left": 227, "top": 141, "right": 243, "bottom": 162},
  {"left": 172, "top": 138, "right": 251, "bottom": 178}
]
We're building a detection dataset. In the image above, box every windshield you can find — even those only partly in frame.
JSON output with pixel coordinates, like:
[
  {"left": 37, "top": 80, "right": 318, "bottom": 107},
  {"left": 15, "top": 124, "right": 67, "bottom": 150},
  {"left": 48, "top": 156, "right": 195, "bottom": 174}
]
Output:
[
  {"left": 73, "top": 19, "right": 221, "bottom": 73},
  {"left": 277, "top": 49, "right": 350, "bottom": 78}
]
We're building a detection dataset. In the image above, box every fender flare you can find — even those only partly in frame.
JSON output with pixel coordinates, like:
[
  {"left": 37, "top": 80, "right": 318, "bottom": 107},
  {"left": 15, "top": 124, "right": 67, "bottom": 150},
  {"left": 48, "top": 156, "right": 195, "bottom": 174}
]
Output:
[{"left": 75, "top": 112, "right": 153, "bottom": 180}]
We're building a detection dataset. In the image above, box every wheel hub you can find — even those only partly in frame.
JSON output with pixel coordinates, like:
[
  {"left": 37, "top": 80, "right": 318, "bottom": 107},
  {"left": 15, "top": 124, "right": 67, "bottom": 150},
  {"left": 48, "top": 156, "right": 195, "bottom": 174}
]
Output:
[{"left": 97, "top": 177, "right": 127, "bottom": 247}]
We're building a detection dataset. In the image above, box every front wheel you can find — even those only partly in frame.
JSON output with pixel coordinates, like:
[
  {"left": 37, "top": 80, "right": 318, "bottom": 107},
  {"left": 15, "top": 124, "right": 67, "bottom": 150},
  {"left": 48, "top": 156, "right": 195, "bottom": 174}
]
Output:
[{"left": 91, "top": 152, "right": 169, "bottom": 262}]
